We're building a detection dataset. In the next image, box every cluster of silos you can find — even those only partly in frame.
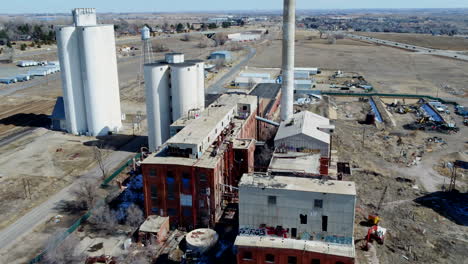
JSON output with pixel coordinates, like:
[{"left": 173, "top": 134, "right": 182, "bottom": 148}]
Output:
[
  {"left": 56, "top": 8, "right": 122, "bottom": 136},
  {"left": 144, "top": 53, "right": 205, "bottom": 151}
]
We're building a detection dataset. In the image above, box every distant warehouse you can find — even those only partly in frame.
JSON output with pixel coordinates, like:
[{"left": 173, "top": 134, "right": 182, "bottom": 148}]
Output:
[{"left": 209, "top": 51, "right": 232, "bottom": 62}]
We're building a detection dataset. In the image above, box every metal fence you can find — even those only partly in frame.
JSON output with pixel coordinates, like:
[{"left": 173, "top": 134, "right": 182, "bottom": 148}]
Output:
[{"left": 29, "top": 153, "right": 141, "bottom": 264}]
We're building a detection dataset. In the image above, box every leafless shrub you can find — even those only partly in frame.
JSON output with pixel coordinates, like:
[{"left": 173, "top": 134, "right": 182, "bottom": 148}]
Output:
[
  {"left": 126, "top": 204, "right": 144, "bottom": 228},
  {"left": 327, "top": 36, "right": 337, "bottom": 45},
  {"left": 93, "top": 146, "right": 107, "bottom": 180},
  {"left": 42, "top": 232, "right": 84, "bottom": 264},
  {"left": 88, "top": 205, "right": 118, "bottom": 233},
  {"left": 197, "top": 40, "right": 208, "bottom": 48},
  {"left": 230, "top": 42, "right": 243, "bottom": 51},
  {"left": 72, "top": 180, "right": 98, "bottom": 210},
  {"left": 213, "top": 32, "right": 228, "bottom": 46},
  {"left": 213, "top": 58, "right": 225, "bottom": 70},
  {"left": 334, "top": 33, "right": 345, "bottom": 40},
  {"left": 153, "top": 42, "right": 169, "bottom": 52},
  {"left": 180, "top": 34, "right": 191, "bottom": 41}
]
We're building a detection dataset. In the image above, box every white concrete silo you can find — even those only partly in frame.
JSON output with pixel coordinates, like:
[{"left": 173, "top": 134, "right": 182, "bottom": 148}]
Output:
[
  {"left": 144, "top": 64, "right": 171, "bottom": 151},
  {"left": 56, "top": 26, "right": 87, "bottom": 135},
  {"left": 170, "top": 63, "right": 199, "bottom": 121},
  {"left": 191, "top": 60, "right": 205, "bottom": 110},
  {"left": 79, "top": 25, "right": 122, "bottom": 136}
]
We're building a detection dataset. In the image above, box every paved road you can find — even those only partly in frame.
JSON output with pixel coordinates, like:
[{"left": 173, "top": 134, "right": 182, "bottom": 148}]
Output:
[
  {"left": 207, "top": 46, "right": 257, "bottom": 94},
  {"left": 346, "top": 33, "right": 468, "bottom": 62},
  {"left": 0, "top": 136, "right": 146, "bottom": 251}
]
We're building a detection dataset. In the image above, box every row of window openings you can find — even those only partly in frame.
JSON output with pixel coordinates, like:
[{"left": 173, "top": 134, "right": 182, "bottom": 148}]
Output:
[
  {"left": 268, "top": 196, "right": 323, "bottom": 208},
  {"left": 243, "top": 252, "right": 344, "bottom": 264},
  {"left": 149, "top": 170, "right": 207, "bottom": 182},
  {"left": 151, "top": 207, "right": 193, "bottom": 217}
]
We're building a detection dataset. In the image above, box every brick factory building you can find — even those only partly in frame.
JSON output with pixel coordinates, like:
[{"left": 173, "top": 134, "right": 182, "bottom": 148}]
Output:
[
  {"left": 249, "top": 83, "right": 282, "bottom": 141},
  {"left": 141, "top": 94, "right": 258, "bottom": 229},
  {"left": 235, "top": 173, "right": 356, "bottom": 264}
]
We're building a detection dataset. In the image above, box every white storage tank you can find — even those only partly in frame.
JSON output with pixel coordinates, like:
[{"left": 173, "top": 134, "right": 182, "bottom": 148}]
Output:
[
  {"left": 141, "top": 26, "right": 150, "bottom": 40},
  {"left": 186, "top": 228, "right": 218, "bottom": 254},
  {"left": 191, "top": 60, "right": 205, "bottom": 110},
  {"left": 170, "top": 63, "right": 198, "bottom": 121},
  {"left": 79, "top": 25, "right": 122, "bottom": 136},
  {"left": 144, "top": 63, "right": 171, "bottom": 151}
]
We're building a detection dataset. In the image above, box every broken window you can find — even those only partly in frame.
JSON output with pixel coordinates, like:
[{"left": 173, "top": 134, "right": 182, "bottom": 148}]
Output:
[
  {"left": 149, "top": 168, "right": 156, "bottom": 177},
  {"left": 291, "top": 228, "right": 297, "bottom": 238},
  {"left": 322, "top": 215, "right": 328, "bottom": 232},
  {"left": 182, "top": 173, "right": 191, "bottom": 190},
  {"left": 167, "top": 208, "right": 177, "bottom": 216},
  {"left": 150, "top": 184, "right": 158, "bottom": 199},
  {"left": 287, "top": 256, "right": 297, "bottom": 264},
  {"left": 268, "top": 196, "right": 276, "bottom": 205},
  {"left": 311, "top": 259, "right": 320, "bottom": 264},
  {"left": 243, "top": 251, "right": 253, "bottom": 260},
  {"left": 199, "top": 173, "right": 207, "bottom": 182},
  {"left": 167, "top": 174, "right": 175, "bottom": 200},
  {"left": 300, "top": 214, "right": 307, "bottom": 224},
  {"left": 314, "top": 199, "right": 323, "bottom": 208},
  {"left": 265, "top": 254, "right": 275, "bottom": 263}
]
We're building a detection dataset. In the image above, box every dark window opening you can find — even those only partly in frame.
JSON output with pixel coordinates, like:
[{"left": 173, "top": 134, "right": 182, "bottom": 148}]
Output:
[
  {"left": 199, "top": 173, "right": 207, "bottom": 182},
  {"left": 243, "top": 251, "right": 253, "bottom": 260},
  {"left": 287, "top": 256, "right": 297, "bottom": 264},
  {"left": 336, "top": 262, "right": 345, "bottom": 264},
  {"left": 265, "top": 254, "right": 275, "bottom": 263},
  {"left": 182, "top": 173, "right": 191, "bottom": 190},
  {"left": 183, "top": 207, "right": 192, "bottom": 217},
  {"left": 149, "top": 169, "right": 156, "bottom": 177},
  {"left": 291, "top": 228, "right": 297, "bottom": 238},
  {"left": 300, "top": 214, "right": 307, "bottom": 224},
  {"left": 167, "top": 208, "right": 177, "bottom": 216},
  {"left": 151, "top": 207, "right": 159, "bottom": 214},
  {"left": 167, "top": 175, "right": 175, "bottom": 200},
  {"left": 314, "top": 199, "right": 323, "bottom": 208},
  {"left": 150, "top": 185, "right": 158, "bottom": 199},
  {"left": 322, "top": 215, "right": 328, "bottom": 232},
  {"left": 312, "top": 259, "right": 320, "bottom": 264},
  {"left": 268, "top": 196, "right": 276, "bottom": 205}
]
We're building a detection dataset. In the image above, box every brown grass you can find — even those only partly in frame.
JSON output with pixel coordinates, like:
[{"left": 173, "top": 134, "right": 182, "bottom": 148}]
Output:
[{"left": 354, "top": 32, "right": 468, "bottom": 51}]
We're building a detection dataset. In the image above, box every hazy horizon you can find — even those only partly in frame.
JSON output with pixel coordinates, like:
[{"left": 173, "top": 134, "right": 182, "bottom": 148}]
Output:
[{"left": 1, "top": 0, "right": 468, "bottom": 14}]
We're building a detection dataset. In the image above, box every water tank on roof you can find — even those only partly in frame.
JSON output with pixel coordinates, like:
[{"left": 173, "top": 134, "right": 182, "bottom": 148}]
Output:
[{"left": 186, "top": 228, "right": 218, "bottom": 254}]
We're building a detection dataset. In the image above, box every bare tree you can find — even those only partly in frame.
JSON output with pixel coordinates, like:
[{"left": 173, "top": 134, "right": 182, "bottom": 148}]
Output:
[
  {"left": 126, "top": 204, "right": 144, "bottom": 228},
  {"left": 93, "top": 146, "right": 107, "bottom": 180},
  {"left": 180, "top": 34, "right": 191, "bottom": 41},
  {"left": 42, "top": 232, "right": 84, "bottom": 264},
  {"left": 153, "top": 42, "right": 169, "bottom": 52},
  {"left": 213, "top": 58, "right": 225, "bottom": 71},
  {"left": 213, "top": 32, "right": 228, "bottom": 46},
  {"left": 88, "top": 205, "right": 118, "bottom": 233},
  {"left": 72, "top": 180, "right": 98, "bottom": 210}
]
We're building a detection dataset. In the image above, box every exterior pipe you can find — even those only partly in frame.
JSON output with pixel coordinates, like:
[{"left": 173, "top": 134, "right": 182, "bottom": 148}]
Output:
[
  {"left": 280, "top": 0, "right": 296, "bottom": 121},
  {"left": 256, "top": 116, "right": 280, "bottom": 127}
]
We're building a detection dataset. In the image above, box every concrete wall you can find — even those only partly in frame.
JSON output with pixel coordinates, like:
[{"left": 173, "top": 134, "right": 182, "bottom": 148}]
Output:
[
  {"left": 239, "top": 186, "right": 355, "bottom": 239},
  {"left": 236, "top": 246, "right": 354, "bottom": 264}
]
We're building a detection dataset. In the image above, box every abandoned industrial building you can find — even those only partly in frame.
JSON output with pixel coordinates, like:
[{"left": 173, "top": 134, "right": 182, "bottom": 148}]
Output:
[
  {"left": 235, "top": 173, "right": 356, "bottom": 264},
  {"left": 141, "top": 94, "right": 258, "bottom": 228}
]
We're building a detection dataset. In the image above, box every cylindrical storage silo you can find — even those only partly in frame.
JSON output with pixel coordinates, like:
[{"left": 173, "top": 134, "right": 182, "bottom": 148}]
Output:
[
  {"left": 79, "top": 25, "right": 122, "bottom": 136},
  {"left": 56, "top": 26, "right": 87, "bottom": 135},
  {"left": 186, "top": 228, "right": 218, "bottom": 254},
  {"left": 141, "top": 26, "right": 150, "bottom": 40},
  {"left": 170, "top": 63, "right": 198, "bottom": 121},
  {"left": 144, "top": 63, "right": 170, "bottom": 151},
  {"left": 191, "top": 60, "right": 205, "bottom": 110}
]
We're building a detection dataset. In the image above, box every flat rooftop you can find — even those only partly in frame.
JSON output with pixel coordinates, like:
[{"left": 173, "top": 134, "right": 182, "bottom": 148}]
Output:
[
  {"left": 239, "top": 173, "right": 356, "bottom": 196},
  {"left": 235, "top": 235, "right": 355, "bottom": 258},
  {"left": 250, "top": 83, "right": 281, "bottom": 99},
  {"left": 167, "top": 94, "right": 256, "bottom": 146},
  {"left": 268, "top": 152, "right": 321, "bottom": 175}
]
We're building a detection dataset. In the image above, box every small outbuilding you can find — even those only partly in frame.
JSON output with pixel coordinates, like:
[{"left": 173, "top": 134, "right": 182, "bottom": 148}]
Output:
[
  {"left": 209, "top": 50, "right": 232, "bottom": 62},
  {"left": 138, "top": 215, "right": 170, "bottom": 244}
]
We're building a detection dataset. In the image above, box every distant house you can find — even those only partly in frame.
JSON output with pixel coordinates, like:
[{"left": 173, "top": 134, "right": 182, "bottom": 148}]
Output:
[{"left": 209, "top": 50, "right": 232, "bottom": 62}]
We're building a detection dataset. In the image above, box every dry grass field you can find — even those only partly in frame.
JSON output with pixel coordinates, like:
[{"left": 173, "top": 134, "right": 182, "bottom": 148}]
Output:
[
  {"left": 354, "top": 32, "right": 468, "bottom": 51},
  {"left": 250, "top": 37, "right": 468, "bottom": 98}
]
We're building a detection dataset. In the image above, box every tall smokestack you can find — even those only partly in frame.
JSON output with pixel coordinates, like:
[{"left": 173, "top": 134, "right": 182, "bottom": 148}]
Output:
[{"left": 280, "top": 0, "right": 295, "bottom": 121}]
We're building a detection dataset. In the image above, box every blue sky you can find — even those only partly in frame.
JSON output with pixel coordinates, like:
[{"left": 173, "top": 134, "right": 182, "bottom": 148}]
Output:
[{"left": 1, "top": 0, "right": 468, "bottom": 14}]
